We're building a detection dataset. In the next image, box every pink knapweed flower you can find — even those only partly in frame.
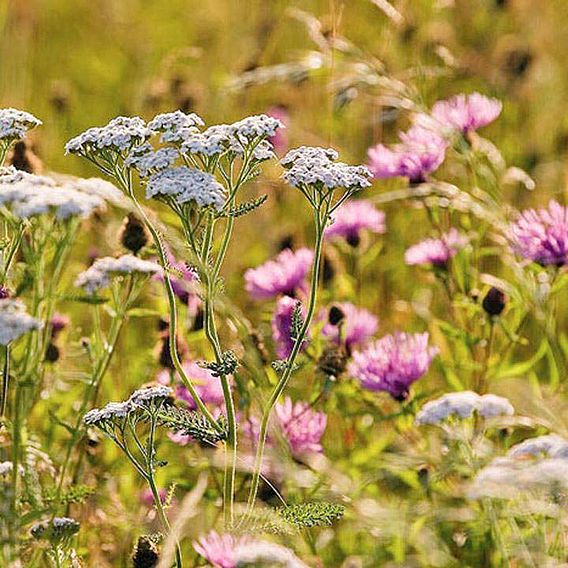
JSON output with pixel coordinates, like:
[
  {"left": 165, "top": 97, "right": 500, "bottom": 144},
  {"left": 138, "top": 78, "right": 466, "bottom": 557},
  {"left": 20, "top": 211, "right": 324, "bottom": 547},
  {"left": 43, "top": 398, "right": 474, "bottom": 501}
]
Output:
[
  {"left": 271, "top": 296, "right": 308, "bottom": 359},
  {"left": 245, "top": 248, "right": 313, "bottom": 300},
  {"left": 193, "top": 530, "right": 252, "bottom": 568},
  {"left": 404, "top": 228, "right": 467, "bottom": 267},
  {"left": 348, "top": 332, "right": 438, "bottom": 400},
  {"left": 509, "top": 200, "right": 568, "bottom": 266},
  {"left": 267, "top": 105, "right": 289, "bottom": 155},
  {"left": 367, "top": 125, "right": 447, "bottom": 183},
  {"left": 321, "top": 302, "right": 378, "bottom": 350},
  {"left": 325, "top": 199, "right": 386, "bottom": 245},
  {"left": 431, "top": 92, "right": 502, "bottom": 134}
]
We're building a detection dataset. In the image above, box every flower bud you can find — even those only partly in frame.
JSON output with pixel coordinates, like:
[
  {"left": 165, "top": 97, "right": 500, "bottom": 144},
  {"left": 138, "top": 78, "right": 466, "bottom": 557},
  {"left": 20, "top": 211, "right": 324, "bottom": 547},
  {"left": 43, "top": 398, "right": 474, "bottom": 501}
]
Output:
[
  {"left": 120, "top": 213, "right": 149, "bottom": 255},
  {"left": 482, "top": 287, "right": 506, "bottom": 316},
  {"left": 317, "top": 345, "right": 348, "bottom": 379},
  {"left": 328, "top": 305, "right": 345, "bottom": 326},
  {"left": 132, "top": 535, "right": 160, "bottom": 568}
]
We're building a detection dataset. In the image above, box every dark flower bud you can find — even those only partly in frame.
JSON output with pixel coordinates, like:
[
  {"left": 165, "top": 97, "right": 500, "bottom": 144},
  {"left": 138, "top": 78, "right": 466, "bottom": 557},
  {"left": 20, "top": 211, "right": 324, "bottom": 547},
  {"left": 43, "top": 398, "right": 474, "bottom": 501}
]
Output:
[
  {"left": 322, "top": 255, "right": 335, "bottom": 286},
  {"left": 8, "top": 140, "right": 43, "bottom": 174},
  {"left": 504, "top": 48, "right": 533, "bottom": 78},
  {"left": 278, "top": 234, "right": 295, "bottom": 252},
  {"left": 157, "top": 318, "right": 169, "bottom": 332},
  {"left": 482, "top": 287, "right": 506, "bottom": 316},
  {"left": 328, "top": 305, "right": 345, "bottom": 326},
  {"left": 346, "top": 233, "right": 360, "bottom": 248},
  {"left": 317, "top": 345, "right": 348, "bottom": 379},
  {"left": 120, "top": 213, "right": 149, "bottom": 255},
  {"left": 132, "top": 535, "right": 160, "bottom": 568},
  {"left": 45, "top": 343, "right": 60, "bottom": 363},
  {"left": 0, "top": 286, "right": 10, "bottom": 299}
]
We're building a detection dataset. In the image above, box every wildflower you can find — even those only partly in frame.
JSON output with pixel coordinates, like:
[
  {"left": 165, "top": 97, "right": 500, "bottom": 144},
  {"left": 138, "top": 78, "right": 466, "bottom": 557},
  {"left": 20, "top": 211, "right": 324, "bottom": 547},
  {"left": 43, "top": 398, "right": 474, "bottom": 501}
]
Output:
[
  {"left": 317, "top": 344, "right": 348, "bottom": 379},
  {"left": 0, "top": 299, "right": 42, "bottom": 345},
  {"left": 482, "top": 287, "right": 507, "bottom": 316},
  {"left": 348, "top": 332, "right": 438, "bottom": 400},
  {"left": 281, "top": 146, "right": 372, "bottom": 191},
  {"left": 509, "top": 200, "right": 568, "bottom": 266},
  {"left": 180, "top": 124, "right": 235, "bottom": 157},
  {"left": 140, "top": 488, "right": 168, "bottom": 507},
  {"left": 68, "top": 177, "right": 126, "bottom": 207},
  {"left": 84, "top": 401, "right": 132, "bottom": 426},
  {"left": 244, "top": 248, "right": 313, "bottom": 300},
  {"left": 120, "top": 213, "right": 149, "bottom": 254},
  {"left": 75, "top": 254, "right": 161, "bottom": 294},
  {"left": 431, "top": 92, "right": 502, "bottom": 134},
  {"left": 271, "top": 296, "right": 308, "bottom": 358},
  {"left": 415, "top": 391, "right": 514, "bottom": 425},
  {"left": 321, "top": 302, "right": 378, "bottom": 350},
  {"left": 125, "top": 143, "right": 179, "bottom": 177},
  {"left": 147, "top": 110, "right": 204, "bottom": 143},
  {"left": 157, "top": 360, "right": 225, "bottom": 410},
  {"left": 404, "top": 228, "right": 468, "bottom": 267},
  {"left": 231, "top": 114, "right": 283, "bottom": 140},
  {"left": 367, "top": 124, "right": 447, "bottom": 183},
  {"left": 267, "top": 105, "right": 289, "bottom": 154},
  {"left": 128, "top": 385, "right": 172, "bottom": 407},
  {"left": 30, "top": 517, "right": 80, "bottom": 543},
  {"left": 274, "top": 396, "right": 327, "bottom": 456},
  {"left": 325, "top": 199, "right": 386, "bottom": 246},
  {"left": 0, "top": 108, "right": 42, "bottom": 142},
  {"left": 193, "top": 530, "right": 252, "bottom": 568},
  {"left": 145, "top": 166, "right": 226, "bottom": 210},
  {"left": 507, "top": 434, "right": 568, "bottom": 460}
]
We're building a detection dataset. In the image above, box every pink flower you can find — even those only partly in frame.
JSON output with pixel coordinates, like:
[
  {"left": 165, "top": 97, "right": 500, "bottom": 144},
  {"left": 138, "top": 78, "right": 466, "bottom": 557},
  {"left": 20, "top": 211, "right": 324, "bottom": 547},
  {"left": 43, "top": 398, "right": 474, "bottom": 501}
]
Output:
[
  {"left": 509, "top": 200, "right": 568, "bottom": 266},
  {"left": 325, "top": 200, "right": 386, "bottom": 245},
  {"left": 193, "top": 530, "right": 252, "bottom": 568},
  {"left": 348, "top": 332, "right": 438, "bottom": 400},
  {"left": 321, "top": 302, "right": 378, "bottom": 350},
  {"left": 404, "top": 228, "right": 467, "bottom": 267},
  {"left": 267, "top": 106, "right": 289, "bottom": 155},
  {"left": 140, "top": 488, "right": 167, "bottom": 507},
  {"left": 245, "top": 248, "right": 313, "bottom": 300},
  {"left": 367, "top": 125, "right": 447, "bottom": 183},
  {"left": 431, "top": 92, "right": 502, "bottom": 134},
  {"left": 274, "top": 397, "right": 327, "bottom": 456},
  {"left": 271, "top": 296, "right": 308, "bottom": 359}
]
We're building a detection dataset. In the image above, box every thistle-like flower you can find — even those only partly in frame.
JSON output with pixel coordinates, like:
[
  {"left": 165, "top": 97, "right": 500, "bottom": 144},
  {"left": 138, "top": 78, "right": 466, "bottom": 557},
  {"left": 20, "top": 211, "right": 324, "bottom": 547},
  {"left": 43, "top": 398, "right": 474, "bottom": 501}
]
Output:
[
  {"left": 404, "top": 228, "right": 468, "bottom": 267},
  {"left": 321, "top": 302, "right": 378, "bottom": 350},
  {"left": 431, "top": 92, "right": 502, "bottom": 135},
  {"left": 509, "top": 200, "right": 568, "bottom": 266},
  {"left": 0, "top": 299, "right": 42, "bottom": 345},
  {"left": 348, "top": 332, "right": 438, "bottom": 400},
  {"left": 325, "top": 199, "right": 386, "bottom": 245},
  {"left": 244, "top": 248, "right": 313, "bottom": 300},
  {"left": 193, "top": 530, "right": 252, "bottom": 568}
]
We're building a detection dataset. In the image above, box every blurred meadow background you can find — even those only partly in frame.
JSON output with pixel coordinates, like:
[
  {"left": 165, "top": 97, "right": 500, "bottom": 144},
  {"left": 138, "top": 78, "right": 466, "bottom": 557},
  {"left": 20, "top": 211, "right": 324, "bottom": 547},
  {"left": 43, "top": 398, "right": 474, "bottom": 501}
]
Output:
[{"left": 3, "top": 0, "right": 568, "bottom": 566}]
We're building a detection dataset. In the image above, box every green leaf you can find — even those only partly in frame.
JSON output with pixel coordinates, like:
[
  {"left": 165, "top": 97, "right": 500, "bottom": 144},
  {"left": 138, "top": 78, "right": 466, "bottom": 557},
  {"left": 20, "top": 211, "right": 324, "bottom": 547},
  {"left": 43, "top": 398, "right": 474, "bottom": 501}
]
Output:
[
  {"left": 128, "top": 307, "right": 162, "bottom": 318},
  {"left": 494, "top": 338, "right": 547, "bottom": 379},
  {"left": 218, "top": 194, "right": 268, "bottom": 218},
  {"left": 278, "top": 502, "right": 345, "bottom": 528}
]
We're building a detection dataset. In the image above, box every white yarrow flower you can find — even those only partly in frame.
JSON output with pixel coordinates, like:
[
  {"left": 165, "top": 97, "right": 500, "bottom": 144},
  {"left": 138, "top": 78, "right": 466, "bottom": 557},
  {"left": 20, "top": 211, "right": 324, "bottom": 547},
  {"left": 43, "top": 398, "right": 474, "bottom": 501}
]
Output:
[
  {"left": 0, "top": 108, "right": 42, "bottom": 141},
  {"left": 0, "top": 299, "right": 42, "bottom": 345},
  {"left": 125, "top": 143, "right": 179, "bottom": 177},
  {"left": 148, "top": 110, "right": 204, "bottom": 143}
]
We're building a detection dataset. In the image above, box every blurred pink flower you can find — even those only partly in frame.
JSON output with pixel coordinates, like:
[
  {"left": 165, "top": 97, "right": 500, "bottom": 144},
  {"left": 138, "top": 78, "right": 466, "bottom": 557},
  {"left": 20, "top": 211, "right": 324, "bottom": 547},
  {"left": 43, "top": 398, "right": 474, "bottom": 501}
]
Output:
[
  {"left": 140, "top": 487, "right": 168, "bottom": 507},
  {"left": 321, "top": 302, "right": 378, "bottom": 350},
  {"left": 325, "top": 200, "right": 386, "bottom": 245},
  {"left": 245, "top": 248, "right": 313, "bottom": 300},
  {"left": 193, "top": 530, "right": 252, "bottom": 568},
  {"left": 405, "top": 228, "right": 468, "bottom": 267},
  {"left": 348, "top": 332, "right": 438, "bottom": 400},
  {"left": 271, "top": 296, "right": 308, "bottom": 359},
  {"left": 509, "top": 200, "right": 568, "bottom": 266},
  {"left": 267, "top": 105, "right": 289, "bottom": 155},
  {"left": 431, "top": 92, "right": 502, "bottom": 134}
]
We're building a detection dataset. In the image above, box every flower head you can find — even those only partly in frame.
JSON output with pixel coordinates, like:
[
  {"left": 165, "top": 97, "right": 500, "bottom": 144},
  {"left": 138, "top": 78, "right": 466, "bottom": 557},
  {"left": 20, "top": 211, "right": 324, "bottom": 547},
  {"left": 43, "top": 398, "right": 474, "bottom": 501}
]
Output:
[
  {"left": 30, "top": 517, "right": 80, "bottom": 543},
  {"left": 245, "top": 248, "right": 313, "bottom": 300},
  {"left": 0, "top": 299, "right": 42, "bottom": 345},
  {"left": 125, "top": 143, "right": 179, "bottom": 177},
  {"left": 405, "top": 228, "right": 468, "bottom": 267},
  {"left": 84, "top": 401, "right": 132, "bottom": 426},
  {"left": 321, "top": 302, "right": 378, "bottom": 350},
  {"left": 431, "top": 92, "right": 502, "bottom": 134},
  {"left": 325, "top": 200, "right": 386, "bottom": 245},
  {"left": 145, "top": 166, "right": 226, "bottom": 210},
  {"left": 348, "top": 332, "right": 438, "bottom": 400},
  {"left": 0, "top": 108, "right": 42, "bottom": 142},
  {"left": 509, "top": 200, "right": 568, "bottom": 266},
  {"left": 272, "top": 296, "right": 308, "bottom": 359},
  {"left": 147, "top": 110, "right": 204, "bottom": 143},
  {"left": 367, "top": 125, "right": 447, "bottom": 183},
  {"left": 274, "top": 397, "right": 327, "bottom": 456},
  {"left": 128, "top": 385, "right": 172, "bottom": 408},
  {"left": 193, "top": 530, "right": 252, "bottom": 568}
]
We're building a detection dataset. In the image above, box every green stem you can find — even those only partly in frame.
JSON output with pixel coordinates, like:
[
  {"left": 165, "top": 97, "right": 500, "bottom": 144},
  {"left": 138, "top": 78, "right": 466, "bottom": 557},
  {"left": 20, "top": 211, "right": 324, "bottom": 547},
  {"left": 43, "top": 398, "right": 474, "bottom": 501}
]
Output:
[{"left": 0, "top": 344, "right": 9, "bottom": 418}]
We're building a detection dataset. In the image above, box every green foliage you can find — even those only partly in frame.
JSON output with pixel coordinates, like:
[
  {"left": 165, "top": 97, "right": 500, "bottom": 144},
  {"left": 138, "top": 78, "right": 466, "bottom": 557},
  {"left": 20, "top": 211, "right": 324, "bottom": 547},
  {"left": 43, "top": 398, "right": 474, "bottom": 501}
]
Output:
[
  {"left": 277, "top": 502, "right": 345, "bottom": 528},
  {"left": 157, "top": 405, "right": 228, "bottom": 444}
]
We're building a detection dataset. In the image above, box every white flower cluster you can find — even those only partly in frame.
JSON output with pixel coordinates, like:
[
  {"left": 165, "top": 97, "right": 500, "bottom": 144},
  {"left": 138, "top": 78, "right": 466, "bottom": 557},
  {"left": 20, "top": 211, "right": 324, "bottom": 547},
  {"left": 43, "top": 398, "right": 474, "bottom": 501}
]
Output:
[
  {"left": 281, "top": 146, "right": 372, "bottom": 191},
  {"left": 145, "top": 166, "right": 226, "bottom": 210},
  {"left": 235, "top": 540, "right": 309, "bottom": 568},
  {"left": 0, "top": 461, "right": 24, "bottom": 476},
  {"left": 65, "top": 116, "right": 150, "bottom": 155},
  {"left": 129, "top": 385, "right": 172, "bottom": 407},
  {"left": 0, "top": 299, "right": 42, "bottom": 345},
  {"left": 148, "top": 110, "right": 205, "bottom": 143},
  {"left": 0, "top": 108, "right": 42, "bottom": 141},
  {"left": 125, "top": 143, "right": 179, "bottom": 177},
  {"left": 469, "top": 434, "right": 568, "bottom": 500},
  {"left": 68, "top": 177, "right": 126, "bottom": 207},
  {"left": 230, "top": 114, "right": 283, "bottom": 140},
  {"left": 415, "top": 391, "right": 514, "bottom": 425},
  {"left": 75, "top": 254, "right": 161, "bottom": 294}
]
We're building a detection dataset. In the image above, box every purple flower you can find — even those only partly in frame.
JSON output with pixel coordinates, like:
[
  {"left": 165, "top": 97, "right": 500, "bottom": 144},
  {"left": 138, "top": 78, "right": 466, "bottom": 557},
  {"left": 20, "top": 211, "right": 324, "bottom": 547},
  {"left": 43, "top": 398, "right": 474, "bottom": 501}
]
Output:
[
  {"left": 157, "top": 360, "right": 225, "bottom": 410},
  {"left": 431, "top": 92, "right": 502, "bottom": 134},
  {"left": 405, "top": 228, "right": 468, "bottom": 267},
  {"left": 154, "top": 249, "right": 201, "bottom": 312},
  {"left": 245, "top": 248, "right": 313, "bottom": 300},
  {"left": 367, "top": 125, "right": 447, "bottom": 183},
  {"left": 509, "top": 200, "right": 568, "bottom": 266},
  {"left": 140, "top": 488, "right": 168, "bottom": 507},
  {"left": 50, "top": 313, "right": 70, "bottom": 337},
  {"left": 348, "top": 332, "right": 438, "bottom": 400},
  {"left": 321, "top": 302, "right": 378, "bottom": 350},
  {"left": 193, "top": 530, "right": 252, "bottom": 568},
  {"left": 274, "top": 397, "right": 327, "bottom": 456},
  {"left": 271, "top": 296, "right": 308, "bottom": 359},
  {"left": 325, "top": 200, "right": 386, "bottom": 245},
  {"left": 267, "top": 106, "right": 289, "bottom": 155}
]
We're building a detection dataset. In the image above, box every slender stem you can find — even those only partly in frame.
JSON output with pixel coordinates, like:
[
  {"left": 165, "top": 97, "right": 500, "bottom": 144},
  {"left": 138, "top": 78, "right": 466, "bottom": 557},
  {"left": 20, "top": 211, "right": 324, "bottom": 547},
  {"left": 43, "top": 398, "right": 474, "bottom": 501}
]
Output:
[
  {"left": 245, "top": 202, "right": 328, "bottom": 515},
  {"left": 0, "top": 344, "right": 9, "bottom": 417}
]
